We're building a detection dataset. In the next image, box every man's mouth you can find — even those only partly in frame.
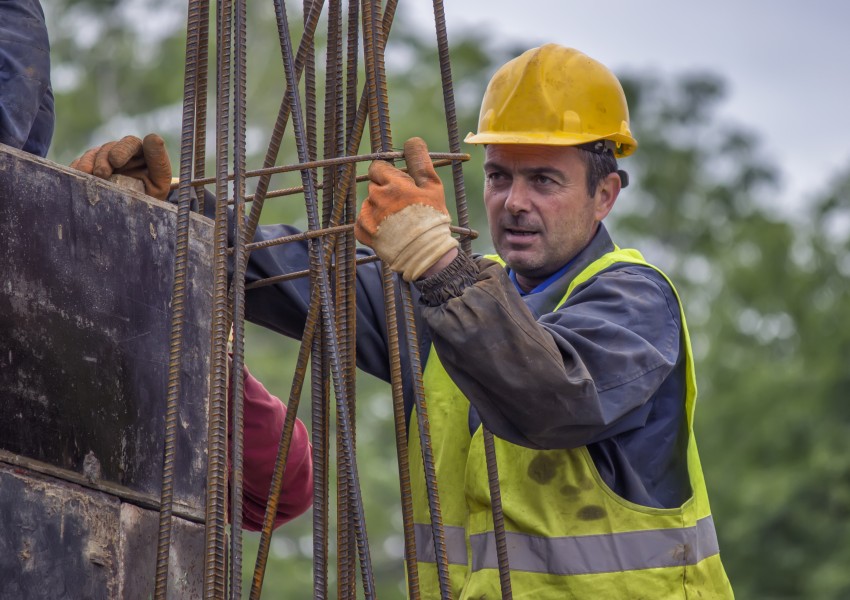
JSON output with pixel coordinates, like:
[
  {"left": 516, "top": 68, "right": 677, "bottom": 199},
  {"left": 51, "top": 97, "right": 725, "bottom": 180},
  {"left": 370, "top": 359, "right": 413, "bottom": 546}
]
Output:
[{"left": 505, "top": 228, "right": 537, "bottom": 237}]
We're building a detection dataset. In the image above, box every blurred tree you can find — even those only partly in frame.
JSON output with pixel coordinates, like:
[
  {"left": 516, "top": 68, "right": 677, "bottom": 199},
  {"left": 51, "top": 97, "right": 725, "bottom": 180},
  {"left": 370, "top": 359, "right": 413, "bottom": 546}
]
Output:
[
  {"left": 614, "top": 73, "right": 850, "bottom": 599},
  {"left": 43, "top": 1, "right": 850, "bottom": 598},
  {"left": 46, "top": 0, "right": 187, "bottom": 165}
]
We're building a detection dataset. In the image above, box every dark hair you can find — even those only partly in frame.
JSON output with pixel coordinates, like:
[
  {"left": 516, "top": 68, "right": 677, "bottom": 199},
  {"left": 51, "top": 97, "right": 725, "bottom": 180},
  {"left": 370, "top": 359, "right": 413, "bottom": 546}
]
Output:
[{"left": 577, "top": 146, "right": 620, "bottom": 196}]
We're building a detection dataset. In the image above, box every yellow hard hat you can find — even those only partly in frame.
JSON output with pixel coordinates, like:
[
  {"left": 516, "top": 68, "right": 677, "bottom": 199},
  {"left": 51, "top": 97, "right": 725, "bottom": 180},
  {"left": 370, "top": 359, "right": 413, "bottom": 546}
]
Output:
[{"left": 464, "top": 44, "right": 637, "bottom": 157}]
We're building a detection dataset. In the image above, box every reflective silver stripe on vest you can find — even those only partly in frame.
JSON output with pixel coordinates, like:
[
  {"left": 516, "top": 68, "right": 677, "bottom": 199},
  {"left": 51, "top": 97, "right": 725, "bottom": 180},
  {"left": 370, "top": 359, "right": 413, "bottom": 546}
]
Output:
[
  {"left": 414, "top": 523, "right": 468, "bottom": 566},
  {"left": 470, "top": 515, "right": 720, "bottom": 575}
]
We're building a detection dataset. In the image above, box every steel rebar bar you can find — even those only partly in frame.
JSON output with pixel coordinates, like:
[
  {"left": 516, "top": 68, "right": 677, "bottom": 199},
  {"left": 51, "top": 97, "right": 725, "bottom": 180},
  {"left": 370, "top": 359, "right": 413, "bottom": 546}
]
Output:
[
  {"left": 227, "top": 0, "right": 250, "bottom": 591},
  {"left": 154, "top": 0, "right": 204, "bottom": 597},
  {"left": 202, "top": 0, "right": 233, "bottom": 593}
]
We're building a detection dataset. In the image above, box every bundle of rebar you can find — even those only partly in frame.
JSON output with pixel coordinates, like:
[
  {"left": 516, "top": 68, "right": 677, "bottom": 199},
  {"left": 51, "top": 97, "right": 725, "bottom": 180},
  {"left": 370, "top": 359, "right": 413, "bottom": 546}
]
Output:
[{"left": 152, "top": 1, "right": 513, "bottom": 598}]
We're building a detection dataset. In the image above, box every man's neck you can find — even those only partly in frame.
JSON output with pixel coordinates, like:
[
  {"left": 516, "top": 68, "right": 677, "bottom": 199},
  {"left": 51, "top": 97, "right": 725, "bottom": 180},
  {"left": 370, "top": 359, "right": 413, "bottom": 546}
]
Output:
[{"left": 511, "top": 225, "right": 602, "bottom": 295}]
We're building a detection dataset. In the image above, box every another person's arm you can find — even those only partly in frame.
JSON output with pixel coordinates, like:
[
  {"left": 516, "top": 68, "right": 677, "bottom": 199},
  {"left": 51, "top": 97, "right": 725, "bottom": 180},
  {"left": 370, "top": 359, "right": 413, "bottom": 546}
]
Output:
[
  {"left": 237, "top": 363, "right": 313, "bottom": 530},
  {"left": 0, "top": 0, "right": 54, "bottom": 156}
]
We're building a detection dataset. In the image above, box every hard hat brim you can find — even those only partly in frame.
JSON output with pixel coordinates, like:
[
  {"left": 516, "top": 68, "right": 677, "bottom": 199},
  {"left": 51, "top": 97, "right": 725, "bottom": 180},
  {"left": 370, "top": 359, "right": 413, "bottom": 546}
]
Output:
[{"left": 464, "top": 131, "right": 636, "bottom": 158}]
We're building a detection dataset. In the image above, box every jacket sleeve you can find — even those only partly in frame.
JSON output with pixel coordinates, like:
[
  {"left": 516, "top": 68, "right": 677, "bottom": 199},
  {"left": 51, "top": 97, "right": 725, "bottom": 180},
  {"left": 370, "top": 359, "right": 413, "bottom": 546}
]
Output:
[
  {"left": 189, "top": 190, "right": 430, "bottom": 390},
  {"left": 0, "top": 0, "right": 54, "bottom": 156},
  {"left": 418, "top": 255, "right": 682, "bottom": 450},
  {"left": 235, "top": 363, "right": 313, "bottom": 530},
  {"left": 240, "top": 222, "right": 432, "bottom": 409}
]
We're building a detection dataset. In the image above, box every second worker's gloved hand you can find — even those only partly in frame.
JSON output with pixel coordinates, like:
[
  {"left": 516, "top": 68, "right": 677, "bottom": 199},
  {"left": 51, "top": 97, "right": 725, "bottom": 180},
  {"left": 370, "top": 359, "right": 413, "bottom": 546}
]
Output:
[
  {"left": 355, "top": 137, "right": 459, "bottom": 281},
  {"left": 70, "top": 134, "right": 172, "bottom": 201}
]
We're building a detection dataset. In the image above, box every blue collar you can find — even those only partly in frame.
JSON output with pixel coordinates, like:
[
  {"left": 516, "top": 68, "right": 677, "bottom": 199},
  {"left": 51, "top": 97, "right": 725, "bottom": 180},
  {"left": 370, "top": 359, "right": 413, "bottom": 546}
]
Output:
[{"left": 509, "top": 256, "right": 579, "bottom": 296}]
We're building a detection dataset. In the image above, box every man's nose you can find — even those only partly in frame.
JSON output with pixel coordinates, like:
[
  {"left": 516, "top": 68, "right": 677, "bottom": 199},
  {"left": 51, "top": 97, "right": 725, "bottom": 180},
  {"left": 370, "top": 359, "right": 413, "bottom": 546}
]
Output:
[{"left": 504, "top": 180, "right": 531, "bottom": 215}]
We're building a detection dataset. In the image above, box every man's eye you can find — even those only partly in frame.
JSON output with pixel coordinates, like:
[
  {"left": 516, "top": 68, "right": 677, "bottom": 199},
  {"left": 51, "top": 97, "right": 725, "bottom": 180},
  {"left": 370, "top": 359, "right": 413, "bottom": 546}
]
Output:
[
  {"left": 486, "top": 172, "right": 505, "bottom": 183},
  {"left": 533, "top": 175, "right": 553, "bottom": 185}
]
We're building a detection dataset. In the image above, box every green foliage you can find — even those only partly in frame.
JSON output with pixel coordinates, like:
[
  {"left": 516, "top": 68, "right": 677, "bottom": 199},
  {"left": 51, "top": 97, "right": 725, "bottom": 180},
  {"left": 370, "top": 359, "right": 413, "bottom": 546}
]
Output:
[
  {"left": 615, "top": 74, "right": 850, "bottom": 599},
  {"left": 45, "top": 2, "right": 850, "bottom": 598}
]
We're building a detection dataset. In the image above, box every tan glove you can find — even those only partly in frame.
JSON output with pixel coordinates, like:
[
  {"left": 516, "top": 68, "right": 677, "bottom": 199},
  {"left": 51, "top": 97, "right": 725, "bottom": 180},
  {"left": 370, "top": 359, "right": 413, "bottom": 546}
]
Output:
[
  {"left": 355, "top": 137, "right": 458, "bottom": 281},
  {"left": 70, "top": 134, "right": 172, "bottom": 201}
]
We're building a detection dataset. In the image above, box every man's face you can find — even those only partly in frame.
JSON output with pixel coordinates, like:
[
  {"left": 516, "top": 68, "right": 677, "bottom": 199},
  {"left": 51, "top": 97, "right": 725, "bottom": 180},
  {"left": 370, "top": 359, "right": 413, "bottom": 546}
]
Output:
[{"left": 483, "top": 144, "right": 618, "bottom": 291}]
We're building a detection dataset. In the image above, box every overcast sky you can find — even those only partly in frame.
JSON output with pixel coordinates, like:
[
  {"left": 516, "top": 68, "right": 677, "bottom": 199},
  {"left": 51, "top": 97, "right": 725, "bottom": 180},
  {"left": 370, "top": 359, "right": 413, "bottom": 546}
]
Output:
[{"left": 406, "top": 0, "right": 850, "bottom": 212}]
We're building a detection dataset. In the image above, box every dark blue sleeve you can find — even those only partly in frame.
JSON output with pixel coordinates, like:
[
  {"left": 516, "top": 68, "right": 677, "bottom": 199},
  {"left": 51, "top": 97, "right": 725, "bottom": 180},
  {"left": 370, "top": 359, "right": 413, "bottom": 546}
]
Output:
[
  {"left": 557, "top": 265, "right": 691, "bottom": 508},
  {"left": 422, "top": 259, "right": 691, "bottom": 507},
  {"left": 540, "top": 264, "right": 682, "bottom": 443},
  {"left": 422, "top": 260, "right": 682, "bottom": 449},
  {"left": 0, "top": 0, "right": 54, "bottom": 157},
  {"left": 236, "top": 219, "right": 432, "bottom": 421},
  {"left": 242, "top": 223, "right": 396, "bottom": 380}
]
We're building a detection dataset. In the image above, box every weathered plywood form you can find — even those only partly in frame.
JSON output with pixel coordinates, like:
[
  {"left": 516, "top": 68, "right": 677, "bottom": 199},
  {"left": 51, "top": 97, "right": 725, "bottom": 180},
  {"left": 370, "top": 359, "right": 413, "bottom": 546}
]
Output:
[
  {"left": 0, "top": 144, "right": 214, "bottom": 597},
  {"left": 0, "top": 464, "right": 205, "bottom": 599}
]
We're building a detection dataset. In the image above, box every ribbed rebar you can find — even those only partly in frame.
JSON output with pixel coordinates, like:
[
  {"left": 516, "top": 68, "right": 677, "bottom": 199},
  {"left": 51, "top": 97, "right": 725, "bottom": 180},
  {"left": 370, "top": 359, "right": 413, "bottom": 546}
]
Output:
[
  {"left": 318, "top": 0, "right": 397, "bottom": 256},
  {"left": 185, "top": 150, "right": 468, "bottom": 187},
  {"left": 312, "top": 315, "right": 330, "bottom": 600},
  {"left": 192, "top": 0, "right": 209, "bottom": 215},
  {"left": 246, "top": 223, "right": 354, "bottom": 252},
  {"left": 362, "top": 0, "right": 452, "bottom": 596},
  {"left": 344, "top": 0, "right": 360, "bottom": 146},
  {"left": 154, "top": 0, "right": 203, "bottom": 597},
  {"left": 360, "top": 0, "right": 391, "bottom": 153},
  {"left": 483, "top": 429, "right": 513, "bottom": 599},
  {"left": 249, "top": 288, "right": 322, "bottom": 599},
  {"left": 242, "top": 157, "right": 460, "bottom": 202},
  {"left": 241, "top": 217, "right": 475, "bottom": 258},
  {"left": 431, "top": 0, "right": 471, "bottom": 256},
  {"left": 244, "top": 0, "right": 326, "bottom": 245},
  {"left": 400, "top": 284, "right": 453, "bottom": 600},
  {"left": 382, "top": 266, "right": 421, "bottom": 600},
  {"left": 304, "top": 0, "right": 318, "bottom": 168},
  {"left": 322, "top": 0, "right": 343, "bottom": 230},
  {"left": 273, "top": 0, "right": 377, "bottom": 597},
  {"left": 430, "top": 5, "right": 509, "bottom": 593},
  {"left": 324, "top": 1, "right": 357, "bottom": 596},
  {"left": 245, "top": 254, "right": 381, "bottom": 290},
  {"left": 301, "top": 2, "right": 333, "bottom": 598},
  {"left": 202, "top": 0, "right": 232, "bottom": 594},
  {"left": 227, "top": 0, "right": 250, "bottom": 593}
]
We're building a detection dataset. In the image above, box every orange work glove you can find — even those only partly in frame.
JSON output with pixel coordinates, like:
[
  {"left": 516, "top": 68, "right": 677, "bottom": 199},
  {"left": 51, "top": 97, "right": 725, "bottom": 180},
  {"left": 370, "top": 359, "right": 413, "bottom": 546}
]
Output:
[
  {"left": 355, "top": 137, "right": 458, "bottom": 281},
  {"left": 70, "top": 134, "right": 172, "bottom": 201}
]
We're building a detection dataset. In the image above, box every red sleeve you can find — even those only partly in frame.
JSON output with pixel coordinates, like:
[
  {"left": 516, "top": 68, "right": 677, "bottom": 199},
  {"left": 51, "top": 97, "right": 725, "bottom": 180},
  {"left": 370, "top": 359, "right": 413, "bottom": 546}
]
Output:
[{"left": 229, "top": 363, "right": 313, "bottom": 531}]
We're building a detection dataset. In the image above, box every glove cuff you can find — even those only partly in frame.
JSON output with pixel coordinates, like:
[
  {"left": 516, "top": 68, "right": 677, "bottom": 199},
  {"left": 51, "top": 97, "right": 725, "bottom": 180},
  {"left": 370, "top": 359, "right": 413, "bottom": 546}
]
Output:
[{"left": 372, "top": 203, "right": 459, "bottom": 282}]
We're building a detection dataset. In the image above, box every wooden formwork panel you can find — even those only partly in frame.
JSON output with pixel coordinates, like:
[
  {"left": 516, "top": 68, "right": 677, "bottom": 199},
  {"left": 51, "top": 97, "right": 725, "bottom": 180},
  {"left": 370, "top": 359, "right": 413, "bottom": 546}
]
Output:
[
  {"left": 0, "top": 144, "right": 215, "bottom": 596},
  {"left": 0, "top": 463, "right": 204, "bottom": 599},
  {"left": 0, "top": 143, "right": 213, "bottom": 514}
]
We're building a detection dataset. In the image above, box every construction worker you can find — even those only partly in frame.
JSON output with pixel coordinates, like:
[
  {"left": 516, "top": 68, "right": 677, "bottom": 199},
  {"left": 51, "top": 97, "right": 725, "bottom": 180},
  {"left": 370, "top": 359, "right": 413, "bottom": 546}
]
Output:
[
  {"left": 355, "top": 45, "right": 734, "bottom": 598},
  {"left": 73, "top": 44, "right": 733, "bottom": 597},
  {"left": 0, "top": 0, "right": 54, "bottom": 157}
]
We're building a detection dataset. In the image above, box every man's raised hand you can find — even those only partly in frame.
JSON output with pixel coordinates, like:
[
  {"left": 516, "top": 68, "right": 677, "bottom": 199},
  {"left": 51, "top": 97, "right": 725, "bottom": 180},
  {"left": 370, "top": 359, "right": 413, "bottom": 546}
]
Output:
[{"left": 355, "top": 137, "right": 458, "bottom": 281}]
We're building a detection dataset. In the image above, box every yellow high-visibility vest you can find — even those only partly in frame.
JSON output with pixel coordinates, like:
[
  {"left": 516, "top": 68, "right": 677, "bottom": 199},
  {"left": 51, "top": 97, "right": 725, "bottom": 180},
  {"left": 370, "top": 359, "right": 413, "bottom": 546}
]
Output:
[{"left": 408, "top": 248, "right": 734, "bottom": 599}]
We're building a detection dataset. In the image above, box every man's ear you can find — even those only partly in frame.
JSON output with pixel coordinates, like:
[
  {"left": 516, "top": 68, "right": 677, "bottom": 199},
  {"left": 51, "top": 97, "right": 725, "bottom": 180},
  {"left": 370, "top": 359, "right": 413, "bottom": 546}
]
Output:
[{"left": 593, "top": 171, "right": 622, "bottom": 221}]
